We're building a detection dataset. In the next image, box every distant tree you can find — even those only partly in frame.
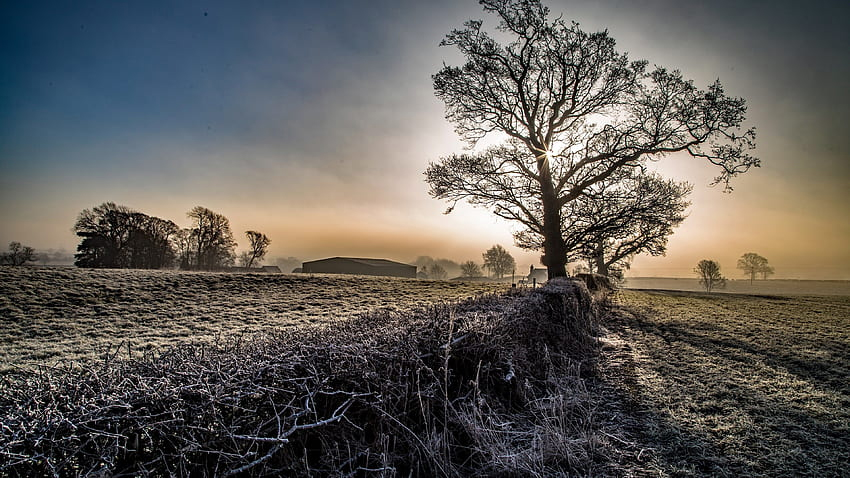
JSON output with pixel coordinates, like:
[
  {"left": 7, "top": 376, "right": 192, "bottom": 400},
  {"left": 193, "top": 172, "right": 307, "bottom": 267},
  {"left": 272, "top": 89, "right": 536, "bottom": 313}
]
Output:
[
  {"left": 186, "top": 206, "right": 236, "bottom": 270},
  {"left": 483, "top": 245, "right": 516, "bottom": 279},
  {"left": 460, "top": 260, "right": 482, "bottom": 278},
  {"left": 695, "top": 259, "right": 726, "bottom": 293},
  {"left": 73, "top": 202, "right": 177, "bottom": 269},
  {"left": 737, "top": 252, "right": 773, "bottom": 284},
  {"left": 244, "top": 231, "right": 271, "bottom": 269},
  {"left": 237, "top": 251, "right": 252, "bottom": 268},
  {"left": 414, "top": 256, "right": 461, "bottom": 278},
  {"left": 426, "top": 0, "right": 757, "bottom": 280},
  {"left": 428, "top": 263, "right": 448, "bottom": 280},
  {"left": 1, "top": 242, "right": 37, "bottom": 266},
  {"left": 174, "top": 228, "right": 196, "bottom": 270}
]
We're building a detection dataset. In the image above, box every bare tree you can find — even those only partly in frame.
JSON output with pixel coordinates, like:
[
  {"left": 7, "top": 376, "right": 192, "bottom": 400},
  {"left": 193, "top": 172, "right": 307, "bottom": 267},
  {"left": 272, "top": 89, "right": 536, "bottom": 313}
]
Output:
[
  {"left": 737, "top": 252, "right": 773, "bottom": 284},
  {"left": 244, "top": 231, "right": 271, "bottom": 269},
  {"left": 1, "top": 242, "right": 37, "bottom": 266},
  {"left": 483, "top": 244, "right": 516, "bottom": 279},
  {"left": 428, "top": 263, "right": 448, "bottom": 280},
  {"left": 695, "top": 259, "right": 726, "bottom": 293},
  {"left": 186, "top": 206, "right": 236, "bottom": 270},
  {"left": 515, "top": 169, "right": 691, "bottom": 277},
  {"left": 427, "top": 0, "right": 757, "bottom": 279},
  {"left": 759, "top": 263, "right": 775, "bottom": 280},
  {"left": 460, "top": 260, "right": 482, "bottom": 278}
]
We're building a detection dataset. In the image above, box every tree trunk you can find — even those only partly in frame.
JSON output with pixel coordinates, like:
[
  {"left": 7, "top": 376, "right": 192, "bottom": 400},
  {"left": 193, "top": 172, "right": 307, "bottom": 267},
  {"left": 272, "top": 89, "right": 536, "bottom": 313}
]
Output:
[
  {"left": 595, "top": 241, "right": 608, "bottom": 277},
  {"left": 538, "top": 158, "right": 568, "bottom": 280}
]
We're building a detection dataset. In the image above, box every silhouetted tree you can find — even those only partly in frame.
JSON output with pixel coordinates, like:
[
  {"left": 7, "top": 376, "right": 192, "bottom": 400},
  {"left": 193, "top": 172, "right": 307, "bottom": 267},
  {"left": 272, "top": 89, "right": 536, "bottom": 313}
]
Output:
[
  {"left": 1, "top": 242, "right": 37, "bottom": 266},
  {"left": 73, "top": 202, "right": 177, "bottom": 269},
  {"left": 174, "top": 228, "right": 196, "bottom": 270},
  {"left": 460, "top": 260, "right": 482, "bottom": 278},
  {"left": 414, "top": 256, "right": 461, "bottom": 278},
  {"left": 695, "top": 259, "right": 726, "bottom": 292},
  {"left": 186, "top": 206, "right": 236, "bottom": 270},
  {"left": 515, "top": 169, "right": 691, "bottom": 277},
  {"left": 737, "top": 252, "right": 773, "bottom": 284},
  {"left": 483, "top": 245, "right": 515, "bottom": 279},
  {"left": 428, "top": 264, "right": 449, "bottom": 280},
  {"left": 244, "top": 231, "right": 271, "bottom": 269},
  {"left": 427, "top": 0, "right": 757, "bottom": 279}
]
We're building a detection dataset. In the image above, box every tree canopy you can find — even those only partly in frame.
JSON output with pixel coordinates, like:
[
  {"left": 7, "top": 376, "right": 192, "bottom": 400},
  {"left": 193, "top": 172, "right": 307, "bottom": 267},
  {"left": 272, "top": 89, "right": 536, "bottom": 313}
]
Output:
[
  {"left": 483, "top": 244, "right": 516, "bottom": 278},
  {"left": 74, "top": 202, "right": 178, "bottom": 269},
  {"left": 737, "top": 252, "right": 773, "bottom": 283},
  {"left": 427, "top": 0, "right": 757, "bottom": 278}
]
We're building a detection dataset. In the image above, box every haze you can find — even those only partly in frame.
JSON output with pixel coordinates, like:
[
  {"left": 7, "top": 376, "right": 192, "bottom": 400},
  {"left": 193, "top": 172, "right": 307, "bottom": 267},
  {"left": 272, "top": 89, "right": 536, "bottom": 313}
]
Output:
[{"left": 1, "top": 0, "right": 848, "bottom": 279}]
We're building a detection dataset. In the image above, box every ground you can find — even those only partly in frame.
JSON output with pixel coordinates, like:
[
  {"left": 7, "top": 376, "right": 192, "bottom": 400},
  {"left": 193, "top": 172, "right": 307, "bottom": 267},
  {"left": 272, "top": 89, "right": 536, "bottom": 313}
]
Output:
[
  {"left": 597, "top": 290, "right": 850, "bottom": 476},
  {"left": 1, "top": 268, "right": 848, "bottom": 475},
  {"left": 0, "top": 267, "right": 506, "bottom": 372}
]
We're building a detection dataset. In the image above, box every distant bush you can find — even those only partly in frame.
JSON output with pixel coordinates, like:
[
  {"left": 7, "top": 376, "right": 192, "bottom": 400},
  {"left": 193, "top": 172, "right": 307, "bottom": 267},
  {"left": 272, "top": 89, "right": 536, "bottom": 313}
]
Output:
[
  {"left": 0, "top": 242, "right": 36, "bottom": 266},
  {"left": 0, "top": 279, "right": 599, "bottom": 476}
]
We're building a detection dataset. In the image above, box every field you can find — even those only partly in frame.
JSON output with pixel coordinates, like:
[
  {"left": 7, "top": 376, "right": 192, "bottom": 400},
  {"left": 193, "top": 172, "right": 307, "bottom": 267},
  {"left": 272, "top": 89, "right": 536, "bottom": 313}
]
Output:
[
  {"left": 2, "top": 268, "right": 849, "bottom": 475},
  {"left": 600, "top": 289, "right": 850, "bottom": 476},
  {"left": 624, "top": 277, "right": 850, "bottom": 296},
  {"left": 0, "top": 267, "right": 506, "bottom": 372}
]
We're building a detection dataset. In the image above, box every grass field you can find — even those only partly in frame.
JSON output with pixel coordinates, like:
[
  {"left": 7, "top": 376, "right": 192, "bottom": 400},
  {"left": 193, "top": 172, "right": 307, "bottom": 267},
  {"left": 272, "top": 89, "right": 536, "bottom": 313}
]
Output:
[
  {"left": 599, "top": 289, "right": 850, "bottom": 476},
  {"left": 0, "top": 267, "right": 506, "bottom": 372},
  {"left": 2, "top": 267, "right": 848, "bottom": 475}
]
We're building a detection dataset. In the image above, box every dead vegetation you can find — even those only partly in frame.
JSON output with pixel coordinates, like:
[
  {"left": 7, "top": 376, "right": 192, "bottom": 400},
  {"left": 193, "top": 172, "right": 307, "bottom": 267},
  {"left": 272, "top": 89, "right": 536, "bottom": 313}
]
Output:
[{"left": 0, "top": 278, "right": 608, "bottom": 476}]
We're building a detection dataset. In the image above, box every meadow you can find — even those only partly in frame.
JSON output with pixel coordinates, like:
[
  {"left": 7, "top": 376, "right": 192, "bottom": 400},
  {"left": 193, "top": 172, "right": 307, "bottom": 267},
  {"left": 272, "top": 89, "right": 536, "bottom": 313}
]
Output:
[
  {"left": 0, "top": 267, "right": 505, "bottom": 372},
  {"left": 1, "top": 267, "right": 848, "bottom": 475},
  {"left": 600, "top": 289, "right": 850, "bottom": 476}
]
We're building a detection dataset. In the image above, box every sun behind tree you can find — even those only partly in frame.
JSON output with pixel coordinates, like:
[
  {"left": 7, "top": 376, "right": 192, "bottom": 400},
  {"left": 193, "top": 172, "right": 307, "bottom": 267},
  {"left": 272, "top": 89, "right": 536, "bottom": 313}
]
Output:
[{"left": 427, "top": 0, "right": 758, "bottom": 279}]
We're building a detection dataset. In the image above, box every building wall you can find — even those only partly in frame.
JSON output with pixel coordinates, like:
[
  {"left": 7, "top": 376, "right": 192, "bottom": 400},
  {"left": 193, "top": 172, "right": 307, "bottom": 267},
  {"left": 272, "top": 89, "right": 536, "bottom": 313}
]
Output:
[{"left": 302, "top": 258, "right": 416, "bottom": 278}]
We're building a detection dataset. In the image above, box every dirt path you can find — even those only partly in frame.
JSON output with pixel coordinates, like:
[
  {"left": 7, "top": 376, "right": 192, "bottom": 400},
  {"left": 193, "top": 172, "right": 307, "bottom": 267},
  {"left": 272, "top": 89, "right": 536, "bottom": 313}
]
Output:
[{"left": 592, "top": 290, "right": 850, "bottom": 477}]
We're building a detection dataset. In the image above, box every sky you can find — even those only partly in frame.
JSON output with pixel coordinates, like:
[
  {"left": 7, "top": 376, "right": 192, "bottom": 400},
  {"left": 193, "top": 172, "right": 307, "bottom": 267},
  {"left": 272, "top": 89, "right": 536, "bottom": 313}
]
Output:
[{"left": 1, "top": 0, "right": 848, "bottom": 279}]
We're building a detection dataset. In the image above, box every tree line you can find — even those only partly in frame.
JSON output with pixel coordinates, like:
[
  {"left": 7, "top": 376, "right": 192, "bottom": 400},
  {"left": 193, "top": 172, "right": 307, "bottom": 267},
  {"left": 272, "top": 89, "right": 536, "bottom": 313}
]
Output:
[
  {"left": 73, "top": 202, "right": 269, "bottom": 270},
  {"left": 695, "top": 252, "right": 775, "bottom": 292}
]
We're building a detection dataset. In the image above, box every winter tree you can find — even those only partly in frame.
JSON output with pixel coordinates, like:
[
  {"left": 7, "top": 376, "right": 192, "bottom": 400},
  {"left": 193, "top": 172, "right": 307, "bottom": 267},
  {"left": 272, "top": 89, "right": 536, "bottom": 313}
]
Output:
[
  {"left": 737, "top": 252, "right": 773, "bottom": 283},
  {"left": 460, "top": 260, "right": 483, "bottom": 278},
  {"left": 483, "top": 244, "right": 516, "bottom": 278},
  {"left": 244, "top": 231, "right": 271, "bottom": 269},
  {"left": 695, "top": 259, "right": 726, "bottom": 293},
  {"left": 427, "top": 0, "right": 757, "bottom": 279}
]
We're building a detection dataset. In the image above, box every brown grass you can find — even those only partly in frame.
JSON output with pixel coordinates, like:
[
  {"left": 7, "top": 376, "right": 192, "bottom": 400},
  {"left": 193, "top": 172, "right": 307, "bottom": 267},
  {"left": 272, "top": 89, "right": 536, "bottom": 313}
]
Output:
[
  {"left": 597, "top": 289, "right": 850, "bottom": 476},
  {"left": 0, "top": 267, "right": 507, "bottom": 372}
]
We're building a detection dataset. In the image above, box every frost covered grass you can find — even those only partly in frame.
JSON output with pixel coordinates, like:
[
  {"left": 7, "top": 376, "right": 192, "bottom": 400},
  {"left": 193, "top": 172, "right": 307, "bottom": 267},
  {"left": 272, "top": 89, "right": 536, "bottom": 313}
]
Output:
[
  {"left": 0, "top": 278, "right": 605, "bottom": 476},
  {"left": 599, "top": 289, "right": 850, "bottom": 476},
  {"left": 0, "top": 267, "right": 507, "bottom": 372}
]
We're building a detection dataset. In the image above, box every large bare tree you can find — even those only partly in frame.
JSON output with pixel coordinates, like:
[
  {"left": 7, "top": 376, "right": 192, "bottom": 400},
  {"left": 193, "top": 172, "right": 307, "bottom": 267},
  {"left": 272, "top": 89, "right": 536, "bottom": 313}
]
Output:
[{"left": 427, "top": 0, "right": 757, "bottom": 278}]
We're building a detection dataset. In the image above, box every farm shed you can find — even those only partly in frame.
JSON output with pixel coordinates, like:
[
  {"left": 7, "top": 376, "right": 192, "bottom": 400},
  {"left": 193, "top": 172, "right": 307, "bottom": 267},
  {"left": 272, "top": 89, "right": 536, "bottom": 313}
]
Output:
[
  {"left": 301, "top": 257, "right": 416, "bottom": 278},
  {"left": 261, "top": 265, "right": 281, "bottom": 273}
]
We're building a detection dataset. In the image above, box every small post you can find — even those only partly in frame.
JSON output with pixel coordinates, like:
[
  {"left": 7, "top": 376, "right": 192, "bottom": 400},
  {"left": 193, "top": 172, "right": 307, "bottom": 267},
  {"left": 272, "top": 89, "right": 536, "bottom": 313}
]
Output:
[{"left": 533, "top": 277, "right": 537, "bottom": 288}]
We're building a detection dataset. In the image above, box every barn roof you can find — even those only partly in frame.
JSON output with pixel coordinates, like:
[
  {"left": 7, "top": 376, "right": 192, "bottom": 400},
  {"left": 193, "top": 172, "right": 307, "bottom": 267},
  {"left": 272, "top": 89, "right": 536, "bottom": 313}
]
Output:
[{"left": 305, "top": 257, "right": 414, "bottom": 268}]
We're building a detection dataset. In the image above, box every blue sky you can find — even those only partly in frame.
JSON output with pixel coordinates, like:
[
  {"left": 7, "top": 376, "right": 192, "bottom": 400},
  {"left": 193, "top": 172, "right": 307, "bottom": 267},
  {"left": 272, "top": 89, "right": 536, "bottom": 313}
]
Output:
[{"left": 2, "top": 0, "right": 848, "bottom": 278}]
